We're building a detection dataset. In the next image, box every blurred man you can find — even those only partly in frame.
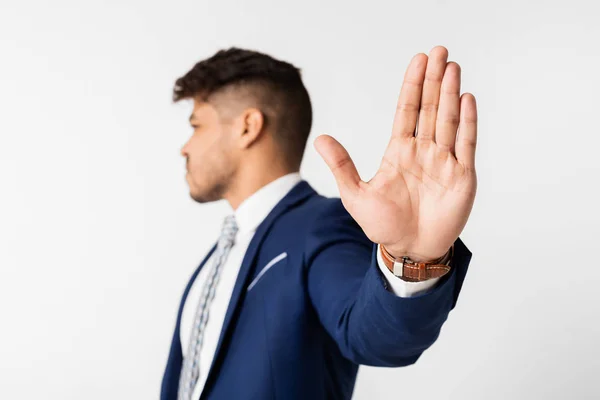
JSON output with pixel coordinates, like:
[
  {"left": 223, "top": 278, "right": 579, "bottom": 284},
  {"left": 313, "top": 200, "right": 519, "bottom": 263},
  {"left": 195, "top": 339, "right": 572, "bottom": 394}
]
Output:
[{"left": 162, "top": 45, "right": 477, "bottom": 400}]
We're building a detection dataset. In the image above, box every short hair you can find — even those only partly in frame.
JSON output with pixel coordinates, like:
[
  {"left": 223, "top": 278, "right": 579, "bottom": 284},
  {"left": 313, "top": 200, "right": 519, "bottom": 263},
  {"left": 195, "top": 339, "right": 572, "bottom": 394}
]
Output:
[{"left": 173, "top": 47, "right": 313, "bottom": 171}]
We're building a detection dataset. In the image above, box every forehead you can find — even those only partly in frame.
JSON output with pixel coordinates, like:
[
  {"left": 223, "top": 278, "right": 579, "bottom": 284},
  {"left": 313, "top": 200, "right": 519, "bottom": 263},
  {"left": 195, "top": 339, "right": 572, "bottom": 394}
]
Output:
[{"left": 190, "top": 99, "right": 217, "bottom": 120}]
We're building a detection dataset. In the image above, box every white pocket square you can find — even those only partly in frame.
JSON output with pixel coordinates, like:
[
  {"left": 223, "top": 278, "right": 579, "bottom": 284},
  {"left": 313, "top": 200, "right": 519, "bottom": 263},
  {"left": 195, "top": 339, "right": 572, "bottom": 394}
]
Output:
[{"left": 247, "top": 252, "right": 288, "bottom": 291}]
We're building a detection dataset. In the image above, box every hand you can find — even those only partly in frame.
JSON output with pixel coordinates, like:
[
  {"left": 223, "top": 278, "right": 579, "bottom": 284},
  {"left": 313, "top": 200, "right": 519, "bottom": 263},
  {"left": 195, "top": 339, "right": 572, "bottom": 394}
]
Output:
[{"left": 314, "top": 46, "right": 478, "bottom": 262}]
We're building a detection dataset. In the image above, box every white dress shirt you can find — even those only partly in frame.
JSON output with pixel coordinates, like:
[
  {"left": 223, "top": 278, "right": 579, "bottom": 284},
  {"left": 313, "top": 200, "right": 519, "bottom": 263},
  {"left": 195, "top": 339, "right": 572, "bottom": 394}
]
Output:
[{"left": 180, "top": 172, "right": 440, "bottom": 399}]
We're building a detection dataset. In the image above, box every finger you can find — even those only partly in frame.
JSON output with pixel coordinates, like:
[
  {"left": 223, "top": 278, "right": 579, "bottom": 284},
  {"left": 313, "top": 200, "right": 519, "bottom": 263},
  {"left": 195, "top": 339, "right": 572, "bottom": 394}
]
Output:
[
  {"left": 314, "top": 134, "right": 361, "bottom": 200},
  {"left": 435, "top": 62, "right": 461, "bottom": 154},
  {"left": 455, "top": 93, "right": 478, "bottom": 170},
  {"left": 391, "top": 53, "right": 428, "bottom": 139},
  {"left": 416, "top": 46, "right": 449, "bottom": 142}
]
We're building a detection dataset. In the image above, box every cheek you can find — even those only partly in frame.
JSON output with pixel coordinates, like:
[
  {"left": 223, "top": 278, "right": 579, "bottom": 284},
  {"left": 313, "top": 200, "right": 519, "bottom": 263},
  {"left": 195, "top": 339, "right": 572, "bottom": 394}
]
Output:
[
  {"left": 188, "top": 133, "right": 211, "bottom": 155},
  {"left": 189, "top": 132, "right": 227, "bottom": 168}
]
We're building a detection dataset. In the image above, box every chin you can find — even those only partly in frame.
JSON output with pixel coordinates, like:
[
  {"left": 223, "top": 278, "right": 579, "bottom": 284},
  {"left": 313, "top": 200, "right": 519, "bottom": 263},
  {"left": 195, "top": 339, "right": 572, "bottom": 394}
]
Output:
[
  {"left": 187, "top": 172, "right": 226, "bottom": 204},
  {"left": 188, "top": 188, "right": 208, "bottom": 204},
  {"left": 190, "top": 193, "right": 209, "bottom": 204},
  {"left": 189, "top": 186, "right": 221, "bottom": 204}
]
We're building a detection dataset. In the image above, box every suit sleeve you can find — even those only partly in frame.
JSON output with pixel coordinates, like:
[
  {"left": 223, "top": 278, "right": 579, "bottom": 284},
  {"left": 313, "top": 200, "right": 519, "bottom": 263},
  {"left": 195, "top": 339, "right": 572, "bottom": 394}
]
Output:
[{"left": 304, "top": 199, "right": 472, "bottom": 367}]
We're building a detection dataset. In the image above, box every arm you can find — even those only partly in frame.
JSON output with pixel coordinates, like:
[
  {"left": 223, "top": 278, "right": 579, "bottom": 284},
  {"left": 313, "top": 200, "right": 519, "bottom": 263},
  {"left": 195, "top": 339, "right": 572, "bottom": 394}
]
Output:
[{"left": 305, "top": 199, "right": 472, "bottom": 367}]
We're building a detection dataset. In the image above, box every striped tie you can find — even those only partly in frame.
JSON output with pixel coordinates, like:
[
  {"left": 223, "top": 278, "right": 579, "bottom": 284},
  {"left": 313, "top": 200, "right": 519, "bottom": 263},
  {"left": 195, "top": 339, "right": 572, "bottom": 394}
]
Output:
[{"left": 178, "top": 214, "right": 238, "bottom": 400}]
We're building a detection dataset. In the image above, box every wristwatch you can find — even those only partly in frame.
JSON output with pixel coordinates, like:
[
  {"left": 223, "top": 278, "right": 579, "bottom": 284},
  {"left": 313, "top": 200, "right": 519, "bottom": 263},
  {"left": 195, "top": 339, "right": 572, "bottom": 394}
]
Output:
[{"left": 379, "top": 244, "right": 454, "bottom": 282}]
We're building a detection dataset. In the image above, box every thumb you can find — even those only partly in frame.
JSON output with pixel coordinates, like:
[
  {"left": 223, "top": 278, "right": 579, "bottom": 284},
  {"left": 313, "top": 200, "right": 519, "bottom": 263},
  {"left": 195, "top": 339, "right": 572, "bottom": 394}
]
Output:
[{"left": 314, "top": 134, "right": 361, "bottom": 201}]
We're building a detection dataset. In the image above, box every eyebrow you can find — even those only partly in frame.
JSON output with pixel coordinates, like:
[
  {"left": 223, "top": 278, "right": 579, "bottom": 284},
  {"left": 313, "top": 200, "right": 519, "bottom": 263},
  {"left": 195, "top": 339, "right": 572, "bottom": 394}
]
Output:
[{"left": 189, "top": 113, "right": 197, "bottom": 123}]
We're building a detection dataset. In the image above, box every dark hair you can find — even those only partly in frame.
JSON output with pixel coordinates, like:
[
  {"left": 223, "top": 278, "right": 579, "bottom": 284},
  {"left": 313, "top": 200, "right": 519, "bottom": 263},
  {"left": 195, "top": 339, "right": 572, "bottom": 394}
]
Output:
[{"left": 173, "top": 47, "right": 312, "bottom": 171}]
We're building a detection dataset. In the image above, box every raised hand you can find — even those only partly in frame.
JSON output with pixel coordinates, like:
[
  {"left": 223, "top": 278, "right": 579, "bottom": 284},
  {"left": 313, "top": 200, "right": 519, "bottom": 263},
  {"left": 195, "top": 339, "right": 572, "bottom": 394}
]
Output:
[{"left": 314, "top": 46, "right": 477, "bottom": 262}]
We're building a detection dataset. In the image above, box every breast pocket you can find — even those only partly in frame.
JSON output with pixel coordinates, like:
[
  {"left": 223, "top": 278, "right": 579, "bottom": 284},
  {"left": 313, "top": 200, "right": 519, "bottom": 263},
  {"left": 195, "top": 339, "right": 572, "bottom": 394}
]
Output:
[{"left": 247, "top": 252, "right": 288, "bottom": 292}]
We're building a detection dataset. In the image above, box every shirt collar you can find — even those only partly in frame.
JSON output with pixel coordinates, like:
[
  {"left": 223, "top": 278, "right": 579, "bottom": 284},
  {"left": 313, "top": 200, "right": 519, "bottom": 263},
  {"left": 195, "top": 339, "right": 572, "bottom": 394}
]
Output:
[{"left": 228, "top": 172, "right": 303, "bottom": 236}]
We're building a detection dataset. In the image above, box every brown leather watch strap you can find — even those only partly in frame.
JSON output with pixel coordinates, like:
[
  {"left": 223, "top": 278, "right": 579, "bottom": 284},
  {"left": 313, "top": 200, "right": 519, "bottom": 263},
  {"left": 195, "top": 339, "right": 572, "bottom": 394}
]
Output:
[{"left": 379, "top": 244, "right": 454, "bottom": 282}]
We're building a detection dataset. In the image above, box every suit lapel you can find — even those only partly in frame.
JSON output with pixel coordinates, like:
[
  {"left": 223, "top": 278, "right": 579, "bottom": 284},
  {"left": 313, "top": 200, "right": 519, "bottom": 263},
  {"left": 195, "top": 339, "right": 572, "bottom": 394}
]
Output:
[
  {"left": 176, "top": 243, "right": 218, "bottom": 340},
  {"left": 201, "top": 179, "right": 316, "bottom": 395},
  {"left": 162, "top": 242, "right": 218, "bottom": 400}
]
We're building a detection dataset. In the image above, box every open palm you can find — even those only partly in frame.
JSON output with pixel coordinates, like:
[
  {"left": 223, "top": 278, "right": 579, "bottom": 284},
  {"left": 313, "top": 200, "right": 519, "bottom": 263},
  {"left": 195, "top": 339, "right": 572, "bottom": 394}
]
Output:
[{"left": 314, "top": 46, "right": 478, "bottom": 262}]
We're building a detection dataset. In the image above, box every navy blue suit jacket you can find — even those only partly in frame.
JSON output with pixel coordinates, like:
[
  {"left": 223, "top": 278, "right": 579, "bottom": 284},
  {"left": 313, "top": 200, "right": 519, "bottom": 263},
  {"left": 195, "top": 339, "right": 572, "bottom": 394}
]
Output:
[{"left": 161, "top": 179, "right": 472, "bottom": 399}]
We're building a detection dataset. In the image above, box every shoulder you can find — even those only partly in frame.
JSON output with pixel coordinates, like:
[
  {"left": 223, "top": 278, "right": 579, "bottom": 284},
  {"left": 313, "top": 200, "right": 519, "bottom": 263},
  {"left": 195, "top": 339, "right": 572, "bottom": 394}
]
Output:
[{"left": 282, "top": 194, "right": 352, "bottom": 232}]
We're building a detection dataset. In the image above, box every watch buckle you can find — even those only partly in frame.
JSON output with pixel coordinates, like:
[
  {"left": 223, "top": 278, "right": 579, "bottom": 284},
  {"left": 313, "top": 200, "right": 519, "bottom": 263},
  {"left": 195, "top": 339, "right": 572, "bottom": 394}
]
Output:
[{"left": 392, "top": 256, "right": 408, "bottom": 277}]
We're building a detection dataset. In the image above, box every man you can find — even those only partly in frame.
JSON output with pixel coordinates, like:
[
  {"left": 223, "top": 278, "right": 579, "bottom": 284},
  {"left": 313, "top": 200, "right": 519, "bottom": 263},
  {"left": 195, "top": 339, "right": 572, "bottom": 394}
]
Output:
[{"left": 161, "top": 45, "right": 477, "bottom": 400}]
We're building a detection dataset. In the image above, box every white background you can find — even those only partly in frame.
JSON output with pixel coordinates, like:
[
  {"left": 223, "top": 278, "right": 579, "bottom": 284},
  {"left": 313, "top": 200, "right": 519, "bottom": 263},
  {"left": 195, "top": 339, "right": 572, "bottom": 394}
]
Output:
[{"left": 1, "top": 0, "right": 599, "bottom": 399}]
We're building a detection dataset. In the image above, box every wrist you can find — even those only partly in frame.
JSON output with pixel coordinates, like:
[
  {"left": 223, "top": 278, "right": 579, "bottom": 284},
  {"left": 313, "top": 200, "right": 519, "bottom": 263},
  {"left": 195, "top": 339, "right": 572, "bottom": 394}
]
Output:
[
  {"left": 382, "top": 245, "right": 450, "bottom": 263},
  {"left": 379, "top": 244, "right": 454, "bottom": 282}
]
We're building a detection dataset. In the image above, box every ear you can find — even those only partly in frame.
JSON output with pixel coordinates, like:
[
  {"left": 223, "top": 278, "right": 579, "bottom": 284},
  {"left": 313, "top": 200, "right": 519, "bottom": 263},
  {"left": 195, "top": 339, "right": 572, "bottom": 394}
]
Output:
[{"left": 237, "top": 108, "right": 265, "bottom": 149}]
